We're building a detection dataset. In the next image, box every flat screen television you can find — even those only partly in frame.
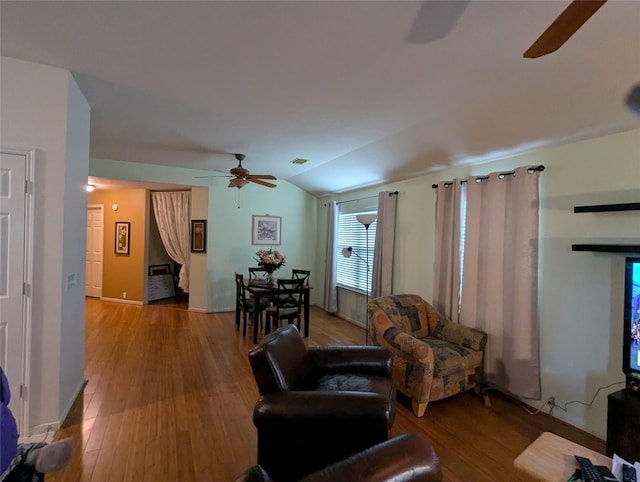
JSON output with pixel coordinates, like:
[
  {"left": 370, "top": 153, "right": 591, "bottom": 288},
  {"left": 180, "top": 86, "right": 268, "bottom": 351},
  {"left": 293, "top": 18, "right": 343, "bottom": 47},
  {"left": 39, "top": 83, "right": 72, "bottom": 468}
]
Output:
[{"left": 623, "top": 257, "right": 640, "bottom": 388}]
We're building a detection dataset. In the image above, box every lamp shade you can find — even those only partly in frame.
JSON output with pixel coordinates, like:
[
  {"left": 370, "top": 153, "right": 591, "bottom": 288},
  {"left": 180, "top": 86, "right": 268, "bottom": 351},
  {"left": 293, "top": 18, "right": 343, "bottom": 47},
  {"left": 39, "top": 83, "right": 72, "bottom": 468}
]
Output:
[
  {"left": 356, "top": 214, "right": 377, "bottom": 227},
  {"left": 229, "top": 178, "right": 249, "bottom": 188},
  {"left": 86, "top": 184, "right": 95, "bottom": 192}
]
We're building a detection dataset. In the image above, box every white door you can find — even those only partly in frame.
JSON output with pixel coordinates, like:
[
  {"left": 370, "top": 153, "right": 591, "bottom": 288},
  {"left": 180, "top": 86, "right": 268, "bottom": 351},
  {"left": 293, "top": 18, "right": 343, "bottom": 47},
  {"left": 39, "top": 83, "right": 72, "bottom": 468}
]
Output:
[
  {"left": 86, "top": 205, "right": 103, "bottom": 298},
  {"left": 0, "top": 150, "right": 34, "bottom": 434}
]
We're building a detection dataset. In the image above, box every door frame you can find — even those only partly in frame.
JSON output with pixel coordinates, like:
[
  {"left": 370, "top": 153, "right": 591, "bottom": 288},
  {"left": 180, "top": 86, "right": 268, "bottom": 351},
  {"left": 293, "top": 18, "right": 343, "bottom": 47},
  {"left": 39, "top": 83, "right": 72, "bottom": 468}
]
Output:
[{"left": 0, "top": 147, "right": 35, "bottom": 435}]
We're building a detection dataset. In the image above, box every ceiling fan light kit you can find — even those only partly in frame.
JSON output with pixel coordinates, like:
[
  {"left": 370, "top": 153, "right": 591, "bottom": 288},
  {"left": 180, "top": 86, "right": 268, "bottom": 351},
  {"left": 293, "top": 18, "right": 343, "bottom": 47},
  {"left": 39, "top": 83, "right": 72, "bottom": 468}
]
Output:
[{"left": 229, "top": 178, "right": 249, "bottom": 189}]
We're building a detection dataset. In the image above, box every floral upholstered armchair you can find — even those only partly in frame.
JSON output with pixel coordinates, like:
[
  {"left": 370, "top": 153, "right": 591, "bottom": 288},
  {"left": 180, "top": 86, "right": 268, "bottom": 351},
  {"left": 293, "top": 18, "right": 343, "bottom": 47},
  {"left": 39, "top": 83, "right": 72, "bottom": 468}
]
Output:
[{"left": 368, "top": 294, "right": 488, "bottom": 417}]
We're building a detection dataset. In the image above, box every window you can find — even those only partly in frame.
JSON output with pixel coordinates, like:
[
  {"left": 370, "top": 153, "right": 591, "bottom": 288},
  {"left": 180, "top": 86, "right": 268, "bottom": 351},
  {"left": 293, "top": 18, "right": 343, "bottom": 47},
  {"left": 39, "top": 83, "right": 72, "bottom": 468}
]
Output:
[{"left": 336, "top": 210, "right": 377, "bottom": 293}]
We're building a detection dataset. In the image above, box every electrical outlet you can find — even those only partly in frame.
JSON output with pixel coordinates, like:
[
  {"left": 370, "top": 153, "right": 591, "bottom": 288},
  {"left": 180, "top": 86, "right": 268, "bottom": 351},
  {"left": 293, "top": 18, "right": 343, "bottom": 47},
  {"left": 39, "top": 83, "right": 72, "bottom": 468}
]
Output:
[
  {"left": 547, "top": 396, "right": 555, "bottom": 408},
  {"left": 122, "top": 291, "right": 127, "bottom": 299}
]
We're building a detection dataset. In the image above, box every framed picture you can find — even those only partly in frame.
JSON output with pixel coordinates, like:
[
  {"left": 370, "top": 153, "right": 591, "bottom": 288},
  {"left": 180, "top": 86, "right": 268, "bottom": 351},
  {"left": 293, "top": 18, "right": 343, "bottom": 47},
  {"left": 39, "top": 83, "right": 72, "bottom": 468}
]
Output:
[
  {"left": 115, "top": 222, "right": 130, "bottom": 255},
  {"left": 191, "top": 219, "right": 207, "bottom": 253},
  {"left": 252, "top": 215, "right": 281, "bottom": 245}
]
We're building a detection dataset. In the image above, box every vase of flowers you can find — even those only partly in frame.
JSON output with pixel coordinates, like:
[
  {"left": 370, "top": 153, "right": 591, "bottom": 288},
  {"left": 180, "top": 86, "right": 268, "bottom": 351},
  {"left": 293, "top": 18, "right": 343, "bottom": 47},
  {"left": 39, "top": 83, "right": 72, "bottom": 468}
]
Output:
[{"left": 254, "top": 248, "right": 287, "bottom": 286}]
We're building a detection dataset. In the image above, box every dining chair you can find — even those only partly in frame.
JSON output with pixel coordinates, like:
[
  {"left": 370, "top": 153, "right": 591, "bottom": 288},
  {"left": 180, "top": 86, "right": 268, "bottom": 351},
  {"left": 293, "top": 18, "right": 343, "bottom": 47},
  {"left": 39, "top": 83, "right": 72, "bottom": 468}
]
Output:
[
  {"left": 290, "top": 269, "right": 310, "bottom": 304},
  {"left": 235, "top": 273, "right": 264, "bottom": 338},
  {"left": 265, "top": 278, "right": 305, "bottom": 334},
  {"left": 291, "top": 268, "right": 311, "bottom": 284},
  {"left": 248, "top": 267, "right": 267, "bottom": 281}
]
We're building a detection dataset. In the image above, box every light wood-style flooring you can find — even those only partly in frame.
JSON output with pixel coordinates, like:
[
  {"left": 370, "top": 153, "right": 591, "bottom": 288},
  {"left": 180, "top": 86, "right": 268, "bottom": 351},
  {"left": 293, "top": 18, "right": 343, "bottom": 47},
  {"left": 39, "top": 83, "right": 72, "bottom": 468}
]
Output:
[{"left": 48, "top": 298, "right": 606, "bottom": 481}]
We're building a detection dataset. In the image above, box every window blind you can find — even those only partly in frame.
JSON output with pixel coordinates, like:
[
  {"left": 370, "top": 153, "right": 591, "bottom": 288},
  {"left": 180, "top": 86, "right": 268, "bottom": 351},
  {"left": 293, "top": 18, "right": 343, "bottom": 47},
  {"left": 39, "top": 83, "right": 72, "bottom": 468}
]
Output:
[{"left": 336, "top": 210, "right": 377, "bottom": 293}]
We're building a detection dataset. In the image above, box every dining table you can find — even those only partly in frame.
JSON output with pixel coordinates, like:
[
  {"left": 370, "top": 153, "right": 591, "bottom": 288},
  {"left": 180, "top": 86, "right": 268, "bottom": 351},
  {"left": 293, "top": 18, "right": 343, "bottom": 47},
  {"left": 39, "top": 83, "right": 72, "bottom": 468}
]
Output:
[{"left": 245, "top": 279, "right": 311, "bottom": 344}]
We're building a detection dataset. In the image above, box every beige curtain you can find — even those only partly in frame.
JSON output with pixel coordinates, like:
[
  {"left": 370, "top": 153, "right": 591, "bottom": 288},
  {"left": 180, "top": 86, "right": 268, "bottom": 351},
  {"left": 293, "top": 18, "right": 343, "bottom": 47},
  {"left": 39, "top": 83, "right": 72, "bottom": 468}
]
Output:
[
  {"left": 323, "top": 201, "right": 339, "bottom": 313},
  {"left": 151, "top": 191, "right": 191, "bottom": 293},
  {"left": 371, "top": 191, "right": 398, "bottom": 299},
  {"left": 433, "top": 179, "right": 463, "bottom": 321},
  {"left": 460, "top": 166, "right": 541, "bottom": 399}
]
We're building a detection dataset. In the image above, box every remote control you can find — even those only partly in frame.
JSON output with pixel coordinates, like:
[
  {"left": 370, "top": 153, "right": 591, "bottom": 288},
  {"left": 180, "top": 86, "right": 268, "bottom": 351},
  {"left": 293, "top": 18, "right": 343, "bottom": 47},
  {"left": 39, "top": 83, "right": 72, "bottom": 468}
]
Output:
[
  {"left": 575, "top": 455, "right": 601, "bottom": 482},
  {"left": 623, "top": 464, "right": 637, "bottom": 482}
]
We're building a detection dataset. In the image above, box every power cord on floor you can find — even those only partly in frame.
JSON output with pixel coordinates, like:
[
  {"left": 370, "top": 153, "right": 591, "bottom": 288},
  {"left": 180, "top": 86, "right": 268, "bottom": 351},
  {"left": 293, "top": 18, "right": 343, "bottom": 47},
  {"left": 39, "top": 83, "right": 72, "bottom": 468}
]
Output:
[
  {"left": 481, "top": 380, "right": 626, "bottom": 416},
  {"left": 481, "top": 385, "right": 556, "bottom": 415},
  {"left": 548, "top": 380, "right": 625, "bottom": 415}
]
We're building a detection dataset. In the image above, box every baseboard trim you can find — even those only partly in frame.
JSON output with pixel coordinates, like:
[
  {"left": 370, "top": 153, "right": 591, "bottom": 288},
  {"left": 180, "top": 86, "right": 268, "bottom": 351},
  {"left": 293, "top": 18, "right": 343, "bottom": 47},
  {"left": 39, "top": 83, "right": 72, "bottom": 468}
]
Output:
[
  {"left": 60, "top": 378, "right": 87, "bottom": 427},
  {"left": 26, "top": 421, "right": 60, "bottom": 440},
  {"left": 334, "top": 312, "right": 365, "bottom": 329},
  {"left": 23, "top": 379, "right": 87, "bottom": 440},
  {"left": 188, "top": 307, "right": 212, "bottom": 313},
  {"left": 100, "top": 297, "right": 143, "bottom": 305}
]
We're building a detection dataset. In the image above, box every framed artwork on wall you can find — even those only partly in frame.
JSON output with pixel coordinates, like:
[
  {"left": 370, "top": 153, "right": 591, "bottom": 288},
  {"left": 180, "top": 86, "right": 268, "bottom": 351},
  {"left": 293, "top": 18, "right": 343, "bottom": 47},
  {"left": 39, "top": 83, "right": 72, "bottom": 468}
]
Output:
[
  {"left": 115, "top": 222, "right": 130, "bottom": 255},
  {"left": 252, "top": 215, "right": 281, "bottom": 245},
  {"left": 191, "top": 219, "right": 207, "bottom": 253}
]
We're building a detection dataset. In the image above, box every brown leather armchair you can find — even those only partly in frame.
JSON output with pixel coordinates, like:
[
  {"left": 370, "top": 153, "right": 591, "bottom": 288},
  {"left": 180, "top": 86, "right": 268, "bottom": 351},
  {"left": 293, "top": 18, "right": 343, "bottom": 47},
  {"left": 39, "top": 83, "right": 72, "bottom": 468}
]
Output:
[
  {"left": 235, "top": 432, "right": 442, "bottom": 482},
  {"left": 248, "top": 324, "right": 396, "bottom": 482}
]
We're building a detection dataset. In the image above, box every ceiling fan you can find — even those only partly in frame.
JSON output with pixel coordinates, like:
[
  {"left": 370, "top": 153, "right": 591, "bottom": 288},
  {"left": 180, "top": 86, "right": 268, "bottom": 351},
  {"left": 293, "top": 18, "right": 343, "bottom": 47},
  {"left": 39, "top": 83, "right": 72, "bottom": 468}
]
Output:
[
  {"left": 524, "top": 0, "right": 607, "bottom": 58},
  {"left": 196, "top": 153, "right": 277, "bottom": 189}
]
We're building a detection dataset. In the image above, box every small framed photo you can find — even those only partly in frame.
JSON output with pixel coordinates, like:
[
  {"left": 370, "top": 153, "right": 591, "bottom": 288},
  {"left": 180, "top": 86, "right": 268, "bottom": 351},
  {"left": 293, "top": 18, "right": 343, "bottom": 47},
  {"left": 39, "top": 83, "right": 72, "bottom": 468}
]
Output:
[
  {"left": 115, "top": 222, "right": 130, "bottom": 255},
  {"left": 191, "top": 219, "right": 207, "bottom": 253},
  {"left": 252, "top": 215, "right": 281, "bottom": 245}
]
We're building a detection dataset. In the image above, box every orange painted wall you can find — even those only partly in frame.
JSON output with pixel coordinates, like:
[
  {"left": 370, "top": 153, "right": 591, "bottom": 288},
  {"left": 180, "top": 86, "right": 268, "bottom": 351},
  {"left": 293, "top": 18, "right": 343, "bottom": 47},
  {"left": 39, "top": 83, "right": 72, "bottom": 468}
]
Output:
[{"left": 88, "top": 189, "right": 147, "bottom": 301}]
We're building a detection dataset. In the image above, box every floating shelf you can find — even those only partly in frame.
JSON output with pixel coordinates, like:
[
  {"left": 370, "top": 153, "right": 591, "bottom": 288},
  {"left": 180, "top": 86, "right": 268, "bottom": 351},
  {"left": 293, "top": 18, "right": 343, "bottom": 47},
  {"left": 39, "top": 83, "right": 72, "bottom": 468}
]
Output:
[
  {"left": 574, "top": 202, "right": 640, "bottom": 213},
  {"left": 571, "top": 244, "right": 640, "bottom": 253}
]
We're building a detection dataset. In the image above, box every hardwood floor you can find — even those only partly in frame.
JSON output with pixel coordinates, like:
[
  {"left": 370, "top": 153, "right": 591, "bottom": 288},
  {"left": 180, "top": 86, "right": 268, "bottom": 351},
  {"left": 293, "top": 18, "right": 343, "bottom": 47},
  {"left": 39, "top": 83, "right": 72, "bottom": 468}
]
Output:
[{"left": 48, "top": 298, "right": 605, "bottom": 481}]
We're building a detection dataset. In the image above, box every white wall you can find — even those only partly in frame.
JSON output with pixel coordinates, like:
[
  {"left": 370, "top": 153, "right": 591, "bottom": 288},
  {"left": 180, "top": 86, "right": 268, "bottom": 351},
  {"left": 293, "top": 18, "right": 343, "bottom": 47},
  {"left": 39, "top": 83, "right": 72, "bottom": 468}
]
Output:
[
  {"left": 1, "top": 56, "right": 89, "bottom": 431},
  {"left": 317, "top": 128, "right": 640, "bottom": 438}
]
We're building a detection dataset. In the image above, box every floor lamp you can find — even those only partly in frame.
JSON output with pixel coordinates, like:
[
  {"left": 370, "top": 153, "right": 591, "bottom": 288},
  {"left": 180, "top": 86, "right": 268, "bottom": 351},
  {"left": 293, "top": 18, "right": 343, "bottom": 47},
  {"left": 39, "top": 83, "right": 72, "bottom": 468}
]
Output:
[{"left": 342, "top": 213, "right": 377, "bottom": 344}]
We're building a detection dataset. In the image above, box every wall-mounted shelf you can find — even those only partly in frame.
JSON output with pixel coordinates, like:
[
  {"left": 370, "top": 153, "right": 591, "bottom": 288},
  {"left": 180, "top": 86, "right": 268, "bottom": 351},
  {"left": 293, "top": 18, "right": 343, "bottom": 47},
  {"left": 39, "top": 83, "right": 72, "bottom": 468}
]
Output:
[
  {"left": 574, "top": 202, "right": 640, "bottom": 213},
  {"left": 572, "top": 244, "right": 640, "bottom": 253},
  {"left": 572, "top": 202, "right": 639, "bottom": 253}
]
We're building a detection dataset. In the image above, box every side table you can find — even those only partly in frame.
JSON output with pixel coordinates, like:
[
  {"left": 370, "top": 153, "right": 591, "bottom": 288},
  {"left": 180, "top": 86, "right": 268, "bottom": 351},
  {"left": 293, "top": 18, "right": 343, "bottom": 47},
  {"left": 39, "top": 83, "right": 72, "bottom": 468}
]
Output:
[{"left": 514, "top": 432, "right": 611, "bottom": 482}]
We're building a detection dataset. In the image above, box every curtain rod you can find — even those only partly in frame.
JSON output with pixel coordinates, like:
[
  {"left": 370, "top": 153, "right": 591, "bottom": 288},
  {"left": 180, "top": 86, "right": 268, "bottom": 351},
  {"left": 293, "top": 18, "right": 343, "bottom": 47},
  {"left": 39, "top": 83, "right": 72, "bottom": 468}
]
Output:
[
  {"left": 324, "top": 190, "right": 398, "bottom": 207},
  {"left": 431, "top": 165, "right": 545, "bottom": 189}
]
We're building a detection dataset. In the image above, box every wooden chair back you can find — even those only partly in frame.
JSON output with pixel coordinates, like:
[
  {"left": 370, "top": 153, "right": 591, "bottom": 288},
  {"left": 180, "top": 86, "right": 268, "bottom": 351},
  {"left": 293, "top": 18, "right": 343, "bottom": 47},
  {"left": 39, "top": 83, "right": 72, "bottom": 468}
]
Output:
[
  {"left": 291, "top": 269, "right": 311, "bottom": 284},
  {"left": 249, "top": 267, "right": 267, "bottom": 280}
]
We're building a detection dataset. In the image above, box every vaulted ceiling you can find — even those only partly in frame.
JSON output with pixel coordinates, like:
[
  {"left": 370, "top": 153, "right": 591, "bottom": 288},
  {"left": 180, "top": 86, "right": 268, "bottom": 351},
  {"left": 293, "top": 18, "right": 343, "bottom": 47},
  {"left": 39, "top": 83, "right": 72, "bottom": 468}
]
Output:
[{"left": 2, "top": 1, "right": 639, "bottom": 196}]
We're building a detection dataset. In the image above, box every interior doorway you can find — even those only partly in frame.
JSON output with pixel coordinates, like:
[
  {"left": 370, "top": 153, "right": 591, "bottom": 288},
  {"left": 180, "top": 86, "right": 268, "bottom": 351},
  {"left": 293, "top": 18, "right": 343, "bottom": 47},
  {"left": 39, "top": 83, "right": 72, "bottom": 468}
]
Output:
[
  {"left": 0, "top": 149, "right": 35, "bottom": 435},
  {"left": 85, "top": 205, "right": 104, "bottom": 298}
]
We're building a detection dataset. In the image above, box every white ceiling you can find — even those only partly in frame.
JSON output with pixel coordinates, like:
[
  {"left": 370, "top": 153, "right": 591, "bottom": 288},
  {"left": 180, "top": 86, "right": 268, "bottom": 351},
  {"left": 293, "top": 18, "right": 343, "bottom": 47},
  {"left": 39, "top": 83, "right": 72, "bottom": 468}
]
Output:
[{"left": 2, "top": 1, "right": 639, "bottom": 196}]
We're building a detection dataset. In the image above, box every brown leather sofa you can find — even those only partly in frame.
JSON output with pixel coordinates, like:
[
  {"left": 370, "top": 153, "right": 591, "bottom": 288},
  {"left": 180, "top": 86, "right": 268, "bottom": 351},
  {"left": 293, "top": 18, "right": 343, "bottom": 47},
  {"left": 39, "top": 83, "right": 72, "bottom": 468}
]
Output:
[
  {"left": 248, "top": 324, "right": 396, "bottom": 482},
  {"left": 234, "top": 432, "right": 442, "bottom": 481}
]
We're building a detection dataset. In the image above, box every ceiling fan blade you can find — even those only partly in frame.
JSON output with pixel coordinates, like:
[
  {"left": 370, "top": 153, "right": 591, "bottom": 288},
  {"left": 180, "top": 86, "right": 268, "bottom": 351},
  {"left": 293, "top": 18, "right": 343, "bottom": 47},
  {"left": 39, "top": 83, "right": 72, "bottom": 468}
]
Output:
[
  {"left": 523, "top": 0, "right": 607, "bottom": 58},
  {"left": 247, "top": 174, "right": 277, "bottom": 180},
  {"left": 195, "top": 168, "right": 234, "bottom": 179},
  {"left": 195, "top": 174, "right": 232, "bottom": 179},
  {"left": 249, "top": 178, "right": 277, "bottom": 188}
]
